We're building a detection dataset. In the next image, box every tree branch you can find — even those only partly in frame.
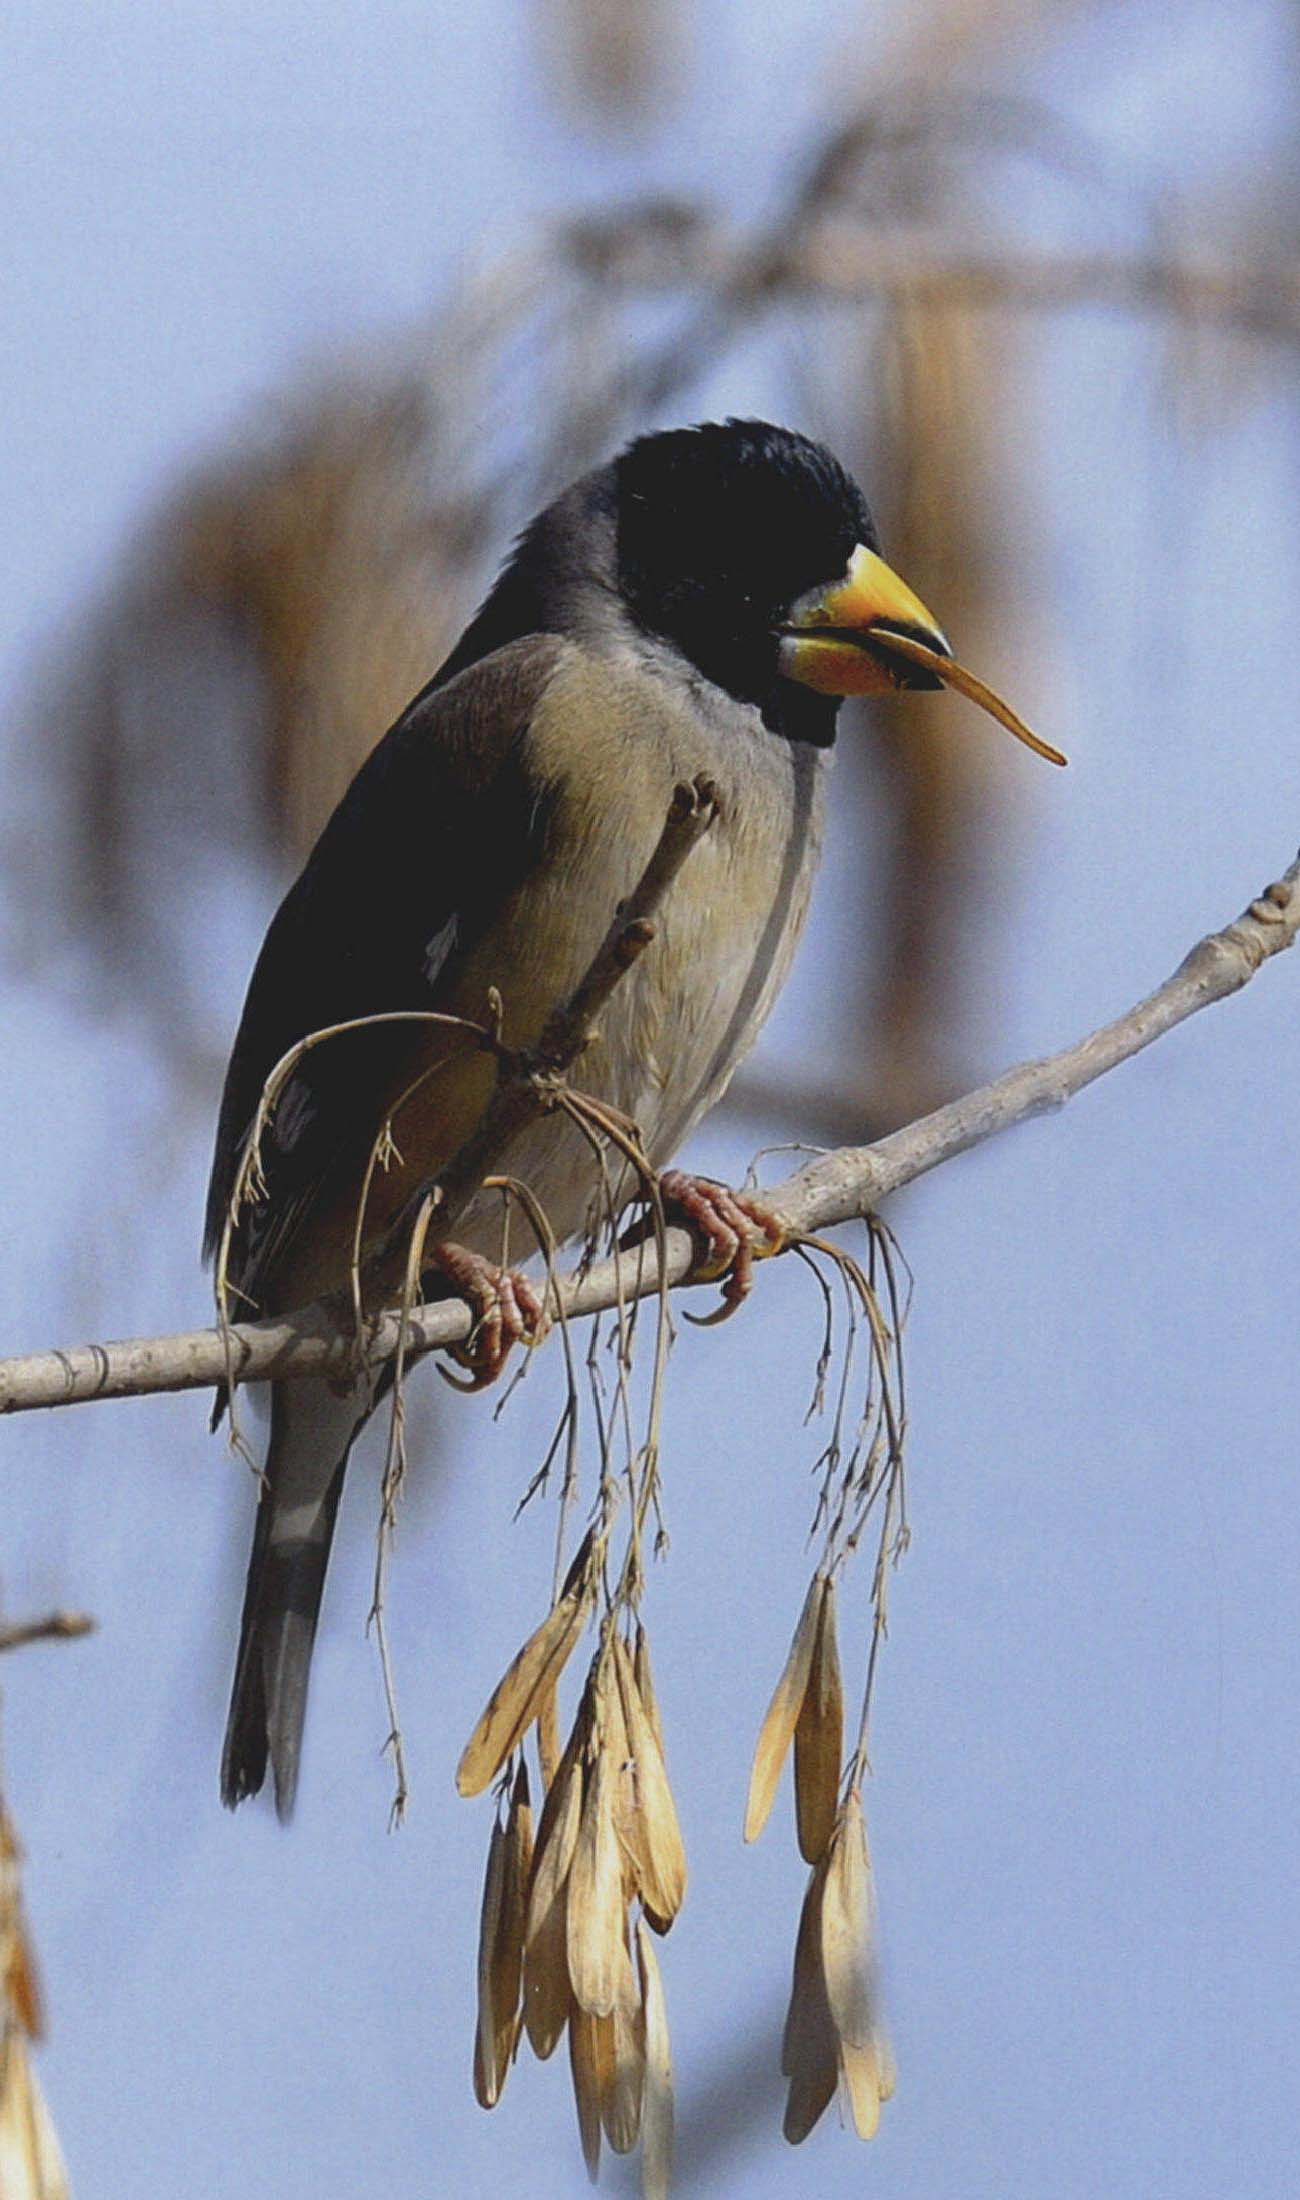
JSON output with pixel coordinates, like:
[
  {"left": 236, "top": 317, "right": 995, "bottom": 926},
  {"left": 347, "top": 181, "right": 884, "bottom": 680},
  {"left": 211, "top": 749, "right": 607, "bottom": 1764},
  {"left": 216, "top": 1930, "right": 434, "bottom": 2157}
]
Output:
[
  {"left": 564, "top": 203, "right": 1300, "bottom": 349},
  {"left": 1, "top": 852, "right": 1295, "bottom": 1419},
  {"left": 0, "top": 1611, "right": 95, "bottom": 1654}
]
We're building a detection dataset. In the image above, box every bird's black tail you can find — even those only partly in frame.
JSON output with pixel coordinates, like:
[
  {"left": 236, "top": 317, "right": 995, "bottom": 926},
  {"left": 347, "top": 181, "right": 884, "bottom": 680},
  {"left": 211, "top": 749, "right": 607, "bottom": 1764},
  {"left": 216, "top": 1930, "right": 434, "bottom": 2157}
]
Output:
[{"left": 221, "top": 1381, "right": 367, "bottom": 1818}]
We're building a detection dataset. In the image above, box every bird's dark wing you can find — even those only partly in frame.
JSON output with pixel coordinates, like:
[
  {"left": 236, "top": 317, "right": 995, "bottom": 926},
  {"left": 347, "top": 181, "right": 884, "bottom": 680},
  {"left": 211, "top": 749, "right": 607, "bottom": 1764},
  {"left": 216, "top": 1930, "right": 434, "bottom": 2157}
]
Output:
[{"left": 204, "top": 634, "right": 566, "bottom": 1293}]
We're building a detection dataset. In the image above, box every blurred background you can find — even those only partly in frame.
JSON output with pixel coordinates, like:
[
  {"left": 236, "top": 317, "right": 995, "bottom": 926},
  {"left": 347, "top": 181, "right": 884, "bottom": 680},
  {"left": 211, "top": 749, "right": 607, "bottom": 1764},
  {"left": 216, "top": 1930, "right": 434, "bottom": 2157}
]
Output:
[{"left": 3, "top": 3, "right": 1299, "bottom": 2195}]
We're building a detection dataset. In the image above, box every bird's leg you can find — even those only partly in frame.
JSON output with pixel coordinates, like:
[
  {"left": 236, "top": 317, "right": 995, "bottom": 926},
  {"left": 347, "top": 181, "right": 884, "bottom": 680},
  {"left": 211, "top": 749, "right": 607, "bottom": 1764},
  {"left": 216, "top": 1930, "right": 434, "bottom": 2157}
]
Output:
[
  {"left": 657, "top": 1169, "right": 786, "bottom": 1322},
  {"left": 424, "top": 1243, "right": 549, "bottom": 1391}
]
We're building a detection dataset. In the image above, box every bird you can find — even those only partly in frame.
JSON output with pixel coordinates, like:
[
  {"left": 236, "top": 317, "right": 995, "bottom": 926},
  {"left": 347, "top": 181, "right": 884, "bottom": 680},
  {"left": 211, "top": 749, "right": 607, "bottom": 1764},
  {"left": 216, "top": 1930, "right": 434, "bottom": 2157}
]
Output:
[{"left": 206, "top": 416, "right": 1050, "bottom": 1817}]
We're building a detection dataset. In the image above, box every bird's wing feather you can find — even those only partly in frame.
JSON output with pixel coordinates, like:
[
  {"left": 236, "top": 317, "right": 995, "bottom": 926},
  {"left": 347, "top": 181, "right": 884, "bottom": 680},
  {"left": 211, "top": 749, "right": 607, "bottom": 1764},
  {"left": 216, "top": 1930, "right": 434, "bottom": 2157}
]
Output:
[{"left": 203, "top": 634, "right": 567, "bottom": 1294}]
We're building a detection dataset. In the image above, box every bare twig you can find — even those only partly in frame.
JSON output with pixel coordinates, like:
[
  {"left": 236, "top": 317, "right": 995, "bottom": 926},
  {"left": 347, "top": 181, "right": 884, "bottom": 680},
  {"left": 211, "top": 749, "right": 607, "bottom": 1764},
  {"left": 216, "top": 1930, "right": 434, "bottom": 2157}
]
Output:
[
  {"left": 0, "top": 1611, "right": 95, "bottom": 1654},
  {"left": 1, "top": 851, "right": 1295, "bottom": 1418}
]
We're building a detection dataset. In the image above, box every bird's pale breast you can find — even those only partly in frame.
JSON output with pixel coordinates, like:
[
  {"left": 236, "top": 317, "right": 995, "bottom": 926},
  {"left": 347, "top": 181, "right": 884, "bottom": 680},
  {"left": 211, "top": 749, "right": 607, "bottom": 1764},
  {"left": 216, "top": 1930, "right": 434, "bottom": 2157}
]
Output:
[{"left": 273, "top": 644, "right": 826, "bottom": 1302}]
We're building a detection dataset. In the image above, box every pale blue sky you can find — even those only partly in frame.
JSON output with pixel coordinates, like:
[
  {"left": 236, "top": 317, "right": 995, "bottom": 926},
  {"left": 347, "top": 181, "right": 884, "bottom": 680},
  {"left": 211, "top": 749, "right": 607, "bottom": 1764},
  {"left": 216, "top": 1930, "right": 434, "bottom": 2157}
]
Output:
[{"left": 4, "top": 6, "right": 1299, "bottom": 2198}]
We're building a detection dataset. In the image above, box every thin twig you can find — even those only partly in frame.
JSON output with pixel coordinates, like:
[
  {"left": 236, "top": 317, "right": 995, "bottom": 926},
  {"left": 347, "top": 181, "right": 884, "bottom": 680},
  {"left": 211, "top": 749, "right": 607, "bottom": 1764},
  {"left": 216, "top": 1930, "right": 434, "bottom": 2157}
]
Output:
[
  {"left": 0, "top": 1612, "right": 96, "bottom": 1653},
  {"left": 1, "top": 852, "right": 1296, "bottom": 1418}
]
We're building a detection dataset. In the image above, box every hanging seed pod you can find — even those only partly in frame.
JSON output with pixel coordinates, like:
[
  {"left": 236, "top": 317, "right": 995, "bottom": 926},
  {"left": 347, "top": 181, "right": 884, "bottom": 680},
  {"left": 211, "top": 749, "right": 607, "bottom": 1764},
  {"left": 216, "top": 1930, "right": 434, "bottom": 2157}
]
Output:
[
  {"left": 838, "top": 2038, "right": 885, "bottom": 2142},
  {"left": 0, "top": 1808, "right": 43, "bottom": 2044},
  {"left": 819, "top": 1794, "right": 877, "bottom": 2051},
  {"left": 473, "top": 1816, "right": 510, "bottom": 2109},
  {"left": 632, "top": 1623, "right": 665, "bottom": 1756},
  {"left": 611, "top": 1636, "right": 687, "bottom": 1929},
  {"left": 793, "top": 1576, "right": 844, "bottom": 1866},
  {"left": 601, "top": 1931, "right": 645, "bottom": 2155},
  {"left": 457, "top": 1578, "right": 589, "bottom": 1799},
  {"left": 568, "top": 2004, "right": 612, "bottom": 2183},
  {"left": 780, "top": 1854, "right": 839, "bottom": 2144},
  {"left": 524, "top": 1719, "right": 586, "bottom": 2059},
  {"left": 499, "top": 1766, "right": 533, "bottom": 2043},
  {"left": 876, "top": 2033, "right": 898, "bottom": 2103},
  {"left": 597, "top": 1649, "right": 638, "bottom": 1904},
  {"left": 567, "top": 1747, "right": 624, "bottom": 2020},
  {"left": 636, "top": 1919, "right": 674, "bottom": 2200},
  {"left": 0, "top": 2031, "right": 70, "bottom": 2199},
  {"left": 536, "top": 1676, "right": 562, "bottom": 1794},
  {"left": 472, "top": 1763, "right": 533, "bottom": 2108},
  {"left": 744, "top": 1574, "right": 823, "bottom": 1844},
  {"left": 5, "top": 1923, "right": 44, "bottom": 2043}
]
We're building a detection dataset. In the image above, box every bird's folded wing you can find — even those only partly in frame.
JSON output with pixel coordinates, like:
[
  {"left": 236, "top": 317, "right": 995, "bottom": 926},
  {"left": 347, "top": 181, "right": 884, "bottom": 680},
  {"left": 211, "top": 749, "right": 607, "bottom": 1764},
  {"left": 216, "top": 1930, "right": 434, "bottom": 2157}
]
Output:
[{"left": 203, "top": 633, "right": 568, "bottom": 1298}]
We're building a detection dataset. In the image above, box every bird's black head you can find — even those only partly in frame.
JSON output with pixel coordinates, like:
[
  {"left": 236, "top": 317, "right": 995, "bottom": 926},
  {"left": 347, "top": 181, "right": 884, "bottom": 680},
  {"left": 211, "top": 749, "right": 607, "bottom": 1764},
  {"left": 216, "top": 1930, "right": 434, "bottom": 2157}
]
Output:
[
  {"left": 435, "top": 417, "right": 954, "bottom": 747},
  {"left": 614, "top": 420, "right": 881, "bottom": 744}
]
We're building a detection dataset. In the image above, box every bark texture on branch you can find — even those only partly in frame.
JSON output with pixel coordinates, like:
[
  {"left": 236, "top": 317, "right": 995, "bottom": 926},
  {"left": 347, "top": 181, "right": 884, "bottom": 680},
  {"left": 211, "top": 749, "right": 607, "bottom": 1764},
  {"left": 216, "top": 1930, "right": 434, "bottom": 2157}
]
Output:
[{"left": 1, "top": 852, "right": 1295, "bottom": 1419}]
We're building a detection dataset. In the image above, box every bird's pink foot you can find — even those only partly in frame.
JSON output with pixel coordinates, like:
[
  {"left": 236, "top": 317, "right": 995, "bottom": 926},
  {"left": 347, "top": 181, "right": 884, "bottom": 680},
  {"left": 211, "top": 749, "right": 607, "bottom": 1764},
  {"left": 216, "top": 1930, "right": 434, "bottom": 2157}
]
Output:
[
  {"left": 659, "top": 1169, "right": 786, "bottom": 1321},
  {"left": 426, "top": 1243, "right": 549, "bottom": 1390}
]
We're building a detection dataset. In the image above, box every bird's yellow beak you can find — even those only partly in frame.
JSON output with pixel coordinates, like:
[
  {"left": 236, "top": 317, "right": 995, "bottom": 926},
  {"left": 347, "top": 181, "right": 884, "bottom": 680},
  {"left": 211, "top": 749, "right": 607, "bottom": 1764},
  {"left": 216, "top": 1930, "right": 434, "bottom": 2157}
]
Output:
[
  {"left": 779, "top": 544, "right": 952, "bottom": 698},
  {"left": 779, "top": 543, "right": 1066, "bottom": 766}
]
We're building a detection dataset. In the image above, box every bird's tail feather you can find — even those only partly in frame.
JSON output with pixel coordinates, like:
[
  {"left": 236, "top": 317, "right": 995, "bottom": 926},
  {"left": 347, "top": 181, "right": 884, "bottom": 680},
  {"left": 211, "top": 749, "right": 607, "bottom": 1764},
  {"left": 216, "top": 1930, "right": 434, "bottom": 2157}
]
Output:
[{"left": 221, "top": 1381, "right": 368, "bottom": 1818}]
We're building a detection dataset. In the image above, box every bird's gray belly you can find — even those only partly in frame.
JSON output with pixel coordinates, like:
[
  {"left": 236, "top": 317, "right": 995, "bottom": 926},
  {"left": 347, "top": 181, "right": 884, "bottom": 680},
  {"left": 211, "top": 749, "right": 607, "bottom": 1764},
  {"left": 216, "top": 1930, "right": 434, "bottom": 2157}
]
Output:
[{"left": 455, "top": 721, "right": 825, "bottom": 1258}]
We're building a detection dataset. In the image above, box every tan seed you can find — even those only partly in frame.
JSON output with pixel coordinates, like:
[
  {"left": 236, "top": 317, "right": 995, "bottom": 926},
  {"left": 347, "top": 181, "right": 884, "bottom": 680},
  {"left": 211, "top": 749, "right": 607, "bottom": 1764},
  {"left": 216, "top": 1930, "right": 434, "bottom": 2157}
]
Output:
[
  {"left": 612, "top": 1637, "right": 687, "bottom": 1926},
  {"left": 568, "top": 2005, "right": 610, "bottom": 2184},
  {"left": 636, "top": 1919, "right": 675, "bottom": 2200},
  {"left": 820, "top": 1794, "right": 877, "bottom": 2051},
  {"left": 567, "top": 1748, "right": 624, "bottom": 2019},
  {"left": 488, "top": 1762, "right": 533, "bottom": 2076},
  {"left": 473, "top": 1816, "right": 509, "bottom": 2109},
  {"left": 0, "top": 2030, "right": 70, "bottom": 2199},
  {"left": 524, "top": 1725, "right": 585, "bottom": 2059},
  {"left": 633, "top": 1623, "right": 665, "bottom": 1756},
  {"left": 794, "top": 1576, "right": 844, "bottom": 1865},
  {"left": 6, "top": 1923, "right": 44, "bottom": 2042},
  {"left": 457, "top": 1582, "right": 588, "bottom": 1799},
  {"left": 601, "top": 1932, "right": 645, "bottom": 2155},
  {"left": 536, "top": 1678, "right": 562, "bottom": 1794},
  {"left": 839, "top": 2039, "right": 883, "bottom": 2141},
  {"left": 780, "top": 1855, "right": 839, "bottom": 2145},
  {"left": 745, "top": 1573, "right": 823, "bottom": 1844}
]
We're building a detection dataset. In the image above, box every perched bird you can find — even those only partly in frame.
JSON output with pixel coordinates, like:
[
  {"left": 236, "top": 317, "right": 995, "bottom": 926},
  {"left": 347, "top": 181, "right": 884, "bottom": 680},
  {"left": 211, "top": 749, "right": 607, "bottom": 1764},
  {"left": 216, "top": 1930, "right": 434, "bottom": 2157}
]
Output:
[{"left": 207, "top": 417, "right": 1050, "bottom": 1816}]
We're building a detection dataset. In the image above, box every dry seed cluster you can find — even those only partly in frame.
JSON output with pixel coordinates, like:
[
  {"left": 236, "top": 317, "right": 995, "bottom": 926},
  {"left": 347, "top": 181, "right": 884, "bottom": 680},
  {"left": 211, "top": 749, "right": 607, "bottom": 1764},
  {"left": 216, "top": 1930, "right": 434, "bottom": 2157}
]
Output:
[
  {"left": 460, "top": 1595, "right": 681, "bottom": 2196},
  {"left": 746, "top": 1573, "right": 895, "bottom": 2143},
  {"left": 0, "top": 1802, "right": 69, "bottom": 2198},
  {"left": 454, "top": 1213, "right": 907, "bottom": 2186}
]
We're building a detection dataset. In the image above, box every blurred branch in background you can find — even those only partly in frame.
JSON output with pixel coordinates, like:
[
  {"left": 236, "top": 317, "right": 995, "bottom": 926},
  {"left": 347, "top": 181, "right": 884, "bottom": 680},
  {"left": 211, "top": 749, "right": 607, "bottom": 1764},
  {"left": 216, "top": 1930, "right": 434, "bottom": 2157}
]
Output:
[
  {"left": 6, "top": 92, "right": 1298, "bottom": 1133},
  {"left": 545, "top": 0, "right": 681, "bottom": 119}
]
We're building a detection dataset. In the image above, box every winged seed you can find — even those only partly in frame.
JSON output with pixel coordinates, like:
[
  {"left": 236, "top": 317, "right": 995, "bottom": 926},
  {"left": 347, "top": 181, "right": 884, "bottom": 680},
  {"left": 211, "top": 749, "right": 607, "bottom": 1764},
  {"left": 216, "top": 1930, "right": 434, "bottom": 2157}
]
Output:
[
  {"left": 473, "top": 1817, "right": 509, "bottom": 2108},
  {"left": 567, "top": 1750, "right": 624, "bottom": 2019},
  {"left": 780, "top": 1854, "right": 839, "bottom": 2144},
  {"left": 612, "top": 1637, "right": 686, "bottom": 1925},
  {"left": 568, "top": 2005, "right": 610, "bottom": 2183},
  {"left": 839, "top": 2039, "right": 884, "bottom": 2141},
  {"left": 7, "top": 1923, "right": 43, "bottom": 2041},
  {"left": 633, "top": 1624, "right": 665, "bottom": 1756},
  {"left": 744, "top": 1573, "right": 823, "bottom": 1844},
  {"left": 488, "top": 1762, "right": 533, "bottom": 2071},
  {"left": 601, "top": 1934, "right": 645, "bottom": 2154},
  {"left": 794, "top": 1575, "right": 844, "bottom": 1865},
  {"left": 457, "top": 1583, "right": 587, "bottom": 1798},
  {"left": 820, "top": 1795, "right": 877, "bottom": 2050},
  {"left": 536, "top": 1677, "right": 562, "bottom": 1793},
  {"left": 524, "top": 1732, "right": 585, "bottom": 2058},
  {"left": 636, "top": 1919, "right": 675, "bottom": 2200}
]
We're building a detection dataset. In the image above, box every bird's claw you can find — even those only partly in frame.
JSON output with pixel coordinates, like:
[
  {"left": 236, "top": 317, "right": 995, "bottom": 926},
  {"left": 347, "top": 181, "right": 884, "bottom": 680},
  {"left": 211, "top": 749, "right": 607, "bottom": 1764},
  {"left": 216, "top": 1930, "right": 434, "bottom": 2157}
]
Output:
[
  {"left": 428, "top": 1244, "right": 549, "bottom": 1390},
  {"left": 658, "top": 1169, "right": 785, "bottom": 1323}
]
